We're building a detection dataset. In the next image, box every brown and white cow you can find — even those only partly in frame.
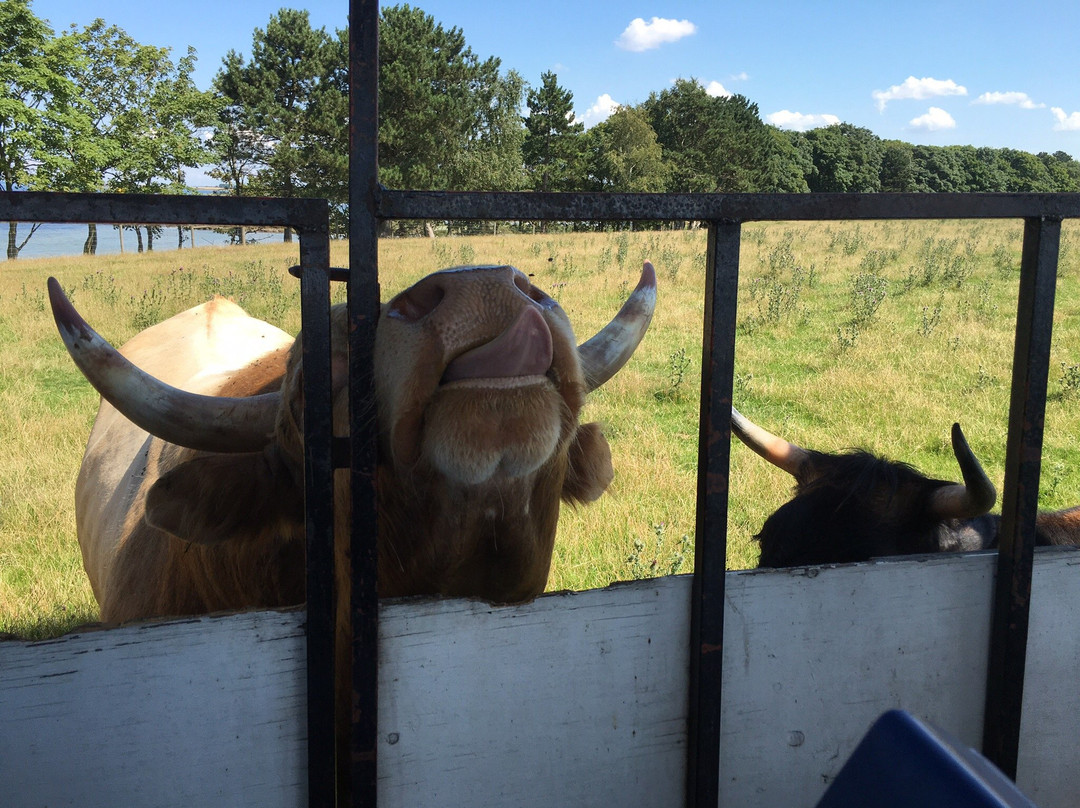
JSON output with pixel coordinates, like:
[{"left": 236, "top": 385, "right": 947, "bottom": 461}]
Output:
[{"left": 49, "top": 262, "right": 656, "bottom": 622}]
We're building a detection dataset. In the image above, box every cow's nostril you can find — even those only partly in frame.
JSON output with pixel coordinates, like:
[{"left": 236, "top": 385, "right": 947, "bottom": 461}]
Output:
[
  {"left": 514, "top": 273, "right": 557, "bottom": 309},
  {"left": 387, "top": 283, "right": 445, "bottom": 322}
]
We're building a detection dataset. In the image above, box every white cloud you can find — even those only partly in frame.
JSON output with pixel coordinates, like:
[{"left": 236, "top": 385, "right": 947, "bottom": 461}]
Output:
[
  {"left": 705, "top": 81, "right": 732, "bottom": 98},
  {"left": 974, "top": 91, "right": 1044, "bottom": 109},
  {"left": 1052, "top": 107, "right": 1080, "bottom": 131},
  {"left": 909, "top": 106, "right": 956, "bottom": 131},
  {"left": 730, "top": 71, "right": 750, "bottom": 81},
  {"left": 872, "top": 76, "right": 967, "bottom": 111},
  {"left": 616, "top": 17, "right": 697, "bottom": 52},
  {"left": 580, "top": 93, "right": 619, "bottom": 128},
  {"left": 766, "top": 110, "right": 841, "bottom": 131}
]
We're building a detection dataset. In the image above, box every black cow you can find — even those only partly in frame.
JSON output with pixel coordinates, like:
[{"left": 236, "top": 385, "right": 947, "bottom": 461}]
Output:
[{"left": 731, "top": 407, "right": 1080, "bottom": 568}]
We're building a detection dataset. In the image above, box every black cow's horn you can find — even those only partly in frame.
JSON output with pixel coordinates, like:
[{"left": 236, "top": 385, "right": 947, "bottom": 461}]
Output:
[
  {"left": 578, "top": 261, "right": 657, "bottom": 392},
  {"left": 927, "top": 423, "right": 997, "bottom": 520},
  {"left": 48, "top": 278, "right": 280, "bottom": 453},
  {"left": 730, "top": 406, "right": 814, "bottom": 479}
]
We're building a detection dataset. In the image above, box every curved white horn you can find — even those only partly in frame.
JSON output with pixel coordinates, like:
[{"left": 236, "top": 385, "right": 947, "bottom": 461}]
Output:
[
  {"left": 730, "top": 406, "right": 814, "bottom": 478},
  {"left": 578, "top": 261, "right": 657, "bottom": 391},
  {"left": 48, "top": 277, "right": 280, "bottom": 453}
]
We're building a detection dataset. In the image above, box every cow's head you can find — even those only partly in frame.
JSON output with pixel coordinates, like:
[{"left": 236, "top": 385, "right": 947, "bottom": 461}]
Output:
[
  {"left": 731, "top": 407, "right": 997, "bottom": 567},
  {"left": 48, "top": 263, "right": 655, "bottom": 604}
]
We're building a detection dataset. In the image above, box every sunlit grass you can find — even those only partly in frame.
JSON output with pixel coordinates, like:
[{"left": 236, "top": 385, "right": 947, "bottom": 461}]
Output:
[{"left": 3, "top": 218, "right": 1079, "bottom": 637}]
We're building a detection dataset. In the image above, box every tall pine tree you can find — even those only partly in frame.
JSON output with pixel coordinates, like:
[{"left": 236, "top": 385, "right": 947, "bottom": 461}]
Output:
[
  {"left": 379, "top": 4, "right": 522, "bottom": 192},
  {"left": 214, "top": 9, "right": 346, "bottom": 240},
  {"left": 523, "top": 71, "right": 584, "bottom": 192}
]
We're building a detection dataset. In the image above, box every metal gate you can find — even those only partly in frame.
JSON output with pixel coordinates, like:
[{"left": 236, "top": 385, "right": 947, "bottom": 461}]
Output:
[{"left": 5, "top": 0, "right": 1080, "bottom": 805}]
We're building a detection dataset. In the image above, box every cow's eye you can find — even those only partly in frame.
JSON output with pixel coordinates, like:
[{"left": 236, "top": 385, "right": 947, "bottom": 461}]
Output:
[{"left": 387, "top": 284, "right": 444, "bottom": 322}]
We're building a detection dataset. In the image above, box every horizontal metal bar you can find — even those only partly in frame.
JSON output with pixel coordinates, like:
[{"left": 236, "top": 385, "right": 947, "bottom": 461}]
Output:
[
  {"left": 378, "top": 190, "right": 1080, "bottom": 223},
  {"left": 0, "top": 191, "right": 328, "bottom": 230}
]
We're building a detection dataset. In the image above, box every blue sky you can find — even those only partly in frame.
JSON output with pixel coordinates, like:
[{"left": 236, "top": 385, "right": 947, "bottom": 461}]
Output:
[{"left": 32, "top": 0, "right": 1080, "bottom": 159}]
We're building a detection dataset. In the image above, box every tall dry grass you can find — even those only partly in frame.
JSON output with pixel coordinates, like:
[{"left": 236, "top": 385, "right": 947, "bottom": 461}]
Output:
[{"left": 3, "top": 219, "right": 1079, "bottom": 637}]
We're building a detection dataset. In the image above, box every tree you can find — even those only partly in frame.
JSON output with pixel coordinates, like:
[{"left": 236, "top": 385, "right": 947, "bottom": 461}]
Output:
[
  {"left": 100, "top": 43, "right": 215, "bottom": 251},
  {"left": 803, "top": 123, "right": 883, "bottom": 192},
  {"left": 207, "top": 52, "right": 265, "bottom": 243},
  {"left": 379, "top": 4, "right": 523, "bottom": 195},
  {"left": 0, "top": 0, "right": 80, "bottom": 258},
  {"left": 36, "top": 20, "right": 215, "bottom": 253},
  {"left": 1040, "top": 151, "right": 1080, "bottom": 192},
  {"left": 585, "top": 105, "right": 668, "bottom": 192},
  {"left": 294, "top": 26, "right": 349, "bottom": 232},
  {"left": 879, "top": 140, "right": 915, "bottom": 192},
  {"left": 762, "top": 126, "right": 810, "bottom": 193},
  {"left": 446, "top": 67, "right": 526, "bottom": 192},
  {"left": 949, "top": 146, "right": 1006, "bottom": 192},
  {"left": 642, "top": 79, "right": 777, "bottom": 193},
  {"left": 215, "top": 9, "right": 345, "bottom": 241},
  {"left": 999, "top": 148, "right": 1055, "bottom": 192},
  {"left": 908, "top": 145, "right": 966, "bottom": 192},
  {"left": 522, "top": 71, "right": 585, "bottom": 193}
]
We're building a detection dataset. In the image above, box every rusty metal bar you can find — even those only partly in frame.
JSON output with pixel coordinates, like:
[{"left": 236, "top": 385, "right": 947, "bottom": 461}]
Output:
[
  {"left": 982, "top": 216, "right": 1061, "bottom": 777},
  {"left": 1, "top": 190, "right": 328, "bottom": 228},
  {"left": 377, "top": 189, "right": 1080, "bottom": 223},
  {"left": 688, "top": 221, "right": 741, "bottom": 806},
  {"left": 347, "top": 0, "right": 382, "bottom": 805},
  {"left": 297, "top": 212, "right": 338, "bottom": 808}
]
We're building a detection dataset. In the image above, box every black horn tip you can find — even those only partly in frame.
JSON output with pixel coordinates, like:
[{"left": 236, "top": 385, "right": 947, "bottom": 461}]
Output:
[
  {"left": 950, "top": 421, "right": 997, "bottom": 514},
  {"left": 47, "top": 277, "right": 88, "bottom": 338}
]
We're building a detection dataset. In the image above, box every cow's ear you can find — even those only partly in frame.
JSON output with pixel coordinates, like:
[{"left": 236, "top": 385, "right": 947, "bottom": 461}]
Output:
[
  {"left": 562, "top": 422, "right": 614, "bottom": 505},
  {"left": 145, "top": 450, "right": 302, "bottom": 545}
]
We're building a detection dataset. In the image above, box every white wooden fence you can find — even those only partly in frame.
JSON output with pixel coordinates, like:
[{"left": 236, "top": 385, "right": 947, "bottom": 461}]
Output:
[{"left": 3, "top": 549, "right": 1077, "bottom": 807}]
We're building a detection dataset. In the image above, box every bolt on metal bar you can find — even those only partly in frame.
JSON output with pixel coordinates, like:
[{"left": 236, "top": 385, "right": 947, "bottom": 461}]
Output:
[
  {"left": 348, "top": 1, "right": 383, "bottom": 806},
  {"left": 982, "top": 216, "right": 1061, "bottom": 777},
  {"left": 688, "top": 222, "right": 741, "bottom": 806}
]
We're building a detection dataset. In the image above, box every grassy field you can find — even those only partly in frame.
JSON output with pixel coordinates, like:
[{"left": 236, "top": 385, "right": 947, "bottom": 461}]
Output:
[{"left": 2, "top": 219, "right": 1079, "bottom": 638}]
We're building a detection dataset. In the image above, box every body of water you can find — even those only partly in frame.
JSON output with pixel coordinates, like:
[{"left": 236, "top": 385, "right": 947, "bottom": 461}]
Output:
[{"left": 3, "top": 221, "right": 283, "bottom": 260}]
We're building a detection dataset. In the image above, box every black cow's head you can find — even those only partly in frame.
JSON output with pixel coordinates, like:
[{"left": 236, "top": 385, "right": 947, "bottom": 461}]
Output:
[{"left": 731, "top": 408, "right": 997, "bottom": 567}]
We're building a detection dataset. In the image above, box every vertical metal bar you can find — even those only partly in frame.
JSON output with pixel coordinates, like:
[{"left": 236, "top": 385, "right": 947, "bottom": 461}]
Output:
[
  {"left": 348, "top": 0, "right": 382, "bottom": 805},
  {"left": 688, "top": 221, "right": 740, "bottom": 807},
  {"left": 299, "top": 211, "right": 337, "bottom": 808},
  {"left": 982, "top": 215, "right": 1061, "bottom": 777}
]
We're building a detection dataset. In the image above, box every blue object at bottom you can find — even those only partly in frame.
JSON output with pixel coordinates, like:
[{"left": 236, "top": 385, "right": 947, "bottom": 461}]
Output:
[{"left": 815, "top": 710, "right": 1038, "bottom": 808}]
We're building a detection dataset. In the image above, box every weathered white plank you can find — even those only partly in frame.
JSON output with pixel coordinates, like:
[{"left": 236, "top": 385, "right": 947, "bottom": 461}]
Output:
[
  {"left": 3, "top": 551, "right": 1079, "bottom": 807},
  {"left": 0, "top": 609, "right": 308, "bottom": 808},
  {"left": 1017, "top": 549, "right": 1080, "bottom": 807},
  {"left": 719, "top": 554, "right": 995, "bottom": 806},
  {"left": 377, "top": 580, "right": 690, "bottom": 807}
]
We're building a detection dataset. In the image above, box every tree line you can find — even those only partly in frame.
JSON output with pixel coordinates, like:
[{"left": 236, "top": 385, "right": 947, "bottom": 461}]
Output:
[{"left": 4, "top": 0, "right": 1080, "bottom": 257}]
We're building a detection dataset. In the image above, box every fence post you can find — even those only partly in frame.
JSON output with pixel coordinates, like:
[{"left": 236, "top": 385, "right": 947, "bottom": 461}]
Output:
[
  {"left": 983, "top": 215, "right": 1061, "bottom": 778},
  {"left": 347, "top": 1, "right": 382, "bottom": 806},
  {"left": 688, "top": 221, "right": 741, "bottom": 806}
]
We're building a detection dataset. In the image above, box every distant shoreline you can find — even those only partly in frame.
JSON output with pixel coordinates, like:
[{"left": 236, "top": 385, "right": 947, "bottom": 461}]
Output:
[{"left": 2, "top": 221, "right": 284, "bottom": 261}]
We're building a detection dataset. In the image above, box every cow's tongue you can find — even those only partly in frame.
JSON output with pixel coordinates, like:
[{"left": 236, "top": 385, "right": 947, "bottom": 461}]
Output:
[{"left": 442, "top": 306, "right": 553, "bottom": 383}]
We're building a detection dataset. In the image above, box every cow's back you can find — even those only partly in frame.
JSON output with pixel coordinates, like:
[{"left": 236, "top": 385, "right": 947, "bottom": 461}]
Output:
[{"left": 75, "top": 297, "right": 294, "bottom": 610}]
